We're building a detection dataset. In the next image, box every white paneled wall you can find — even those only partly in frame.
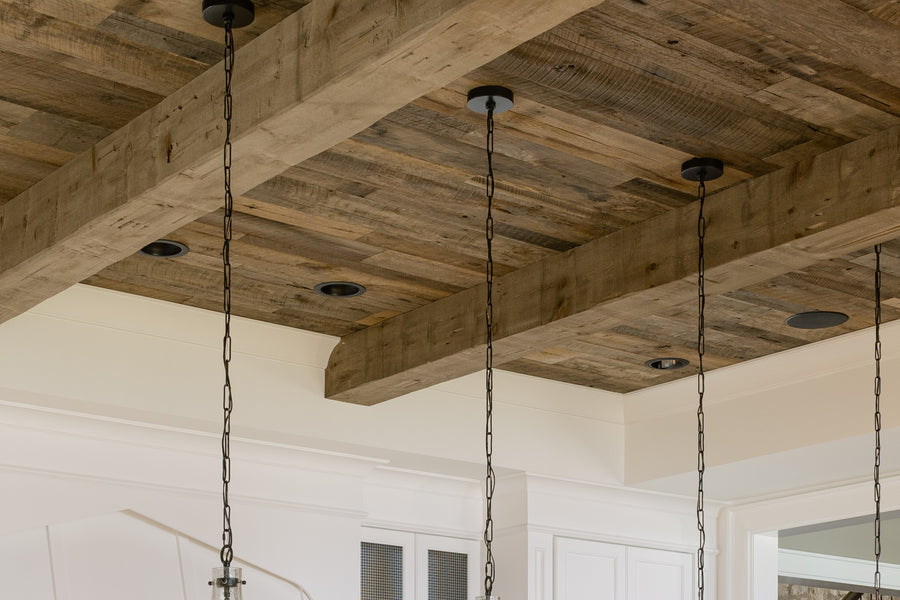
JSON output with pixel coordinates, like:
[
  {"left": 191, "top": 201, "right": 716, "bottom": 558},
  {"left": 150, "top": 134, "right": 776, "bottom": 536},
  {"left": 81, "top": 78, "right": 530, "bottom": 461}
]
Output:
[
  {"left": 51, "top": 513, "right": 185, "bottom": 600},
  {"left": 0, "top": 528, "right": 56, "bottom": 600},
  {"left": 0, "top": 512, "right": 309, "bottom": 600}
]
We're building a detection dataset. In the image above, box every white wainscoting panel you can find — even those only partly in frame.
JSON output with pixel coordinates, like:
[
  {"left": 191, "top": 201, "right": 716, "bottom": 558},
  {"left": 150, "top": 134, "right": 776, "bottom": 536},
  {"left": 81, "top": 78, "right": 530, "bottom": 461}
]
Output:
[
  {"left": 49, "top": 512, "right": 185, "bottom": 600},
  {"left": 0, "top": 511, "right": 311, "bottom": 600},
  {"left": 0, "top": 527, "right": 55, "bottom": 599}
]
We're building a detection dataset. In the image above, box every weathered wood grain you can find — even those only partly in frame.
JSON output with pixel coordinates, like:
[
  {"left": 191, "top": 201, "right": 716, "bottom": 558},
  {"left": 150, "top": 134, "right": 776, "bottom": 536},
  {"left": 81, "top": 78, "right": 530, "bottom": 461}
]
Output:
[
  {"left": 691, "top": 0, "right": 900, "bottom": 89},
  {"left": 629, "top": 0, "right": 900, "bottom": 117},
  {"left": 7, "top": 111, "right": 112, "bottom": 153},
  {"left": 0, "top": 3, "right": 209, "bottom": 94},
  {"left": 0, "top": 50, "right": 162, "bottom": 129}
]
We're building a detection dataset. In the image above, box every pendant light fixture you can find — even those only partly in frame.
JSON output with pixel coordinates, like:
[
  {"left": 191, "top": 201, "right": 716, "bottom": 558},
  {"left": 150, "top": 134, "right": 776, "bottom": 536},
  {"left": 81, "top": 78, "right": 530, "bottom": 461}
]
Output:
[
  {"left": 202, "top": 1, "right": 254, "bottom": 598},
  {"left": 468, "top": 85, "right": 514, "bottom": 600},
  {"left": 873, "top": 243, "right": 884, "bottom": 600},
  {"left": 682, "top": 157, "right": 723, "bottom": 600}
]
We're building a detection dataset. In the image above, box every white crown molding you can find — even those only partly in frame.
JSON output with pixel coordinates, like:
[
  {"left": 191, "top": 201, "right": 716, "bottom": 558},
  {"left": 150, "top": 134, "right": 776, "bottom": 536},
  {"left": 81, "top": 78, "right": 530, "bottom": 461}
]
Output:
[{"left": 361, "top": 519, "right": 480, "bottom": 540}]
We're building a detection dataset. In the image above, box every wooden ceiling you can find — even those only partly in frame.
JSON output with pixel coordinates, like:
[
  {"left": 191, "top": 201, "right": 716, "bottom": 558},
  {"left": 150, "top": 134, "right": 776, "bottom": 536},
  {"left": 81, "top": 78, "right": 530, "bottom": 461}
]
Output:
[{"left": 0, "top": 0, "right": 898, "bottom": 402}]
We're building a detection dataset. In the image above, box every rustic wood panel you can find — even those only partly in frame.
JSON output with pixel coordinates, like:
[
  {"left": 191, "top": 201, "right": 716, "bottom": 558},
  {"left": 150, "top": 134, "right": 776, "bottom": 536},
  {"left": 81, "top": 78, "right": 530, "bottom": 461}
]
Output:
[
  {"left": 0, "top": 3, "right": 209, "bottom": 94},
  {"left": 623, "top": 0, "right": 900, "bottom": 117}
]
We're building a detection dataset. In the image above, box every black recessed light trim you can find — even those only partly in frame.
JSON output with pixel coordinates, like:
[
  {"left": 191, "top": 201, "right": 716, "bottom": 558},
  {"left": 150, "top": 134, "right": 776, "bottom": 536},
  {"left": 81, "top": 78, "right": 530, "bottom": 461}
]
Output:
[
  {"left": 139, "top": 239, "right": 190, "bottom": 258},
  {"left": 314, "top": 281, "right": 366, "bottom": 298},
  {"left": 786, "top": 311, "right": 849, "bottom": 330},
  {"left": 645, "top": 357, "right": 690, "bottom": 370}
]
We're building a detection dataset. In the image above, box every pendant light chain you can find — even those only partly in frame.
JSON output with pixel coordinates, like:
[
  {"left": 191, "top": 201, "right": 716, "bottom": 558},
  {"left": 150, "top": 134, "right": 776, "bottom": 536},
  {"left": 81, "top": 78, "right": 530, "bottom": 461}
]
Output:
[
  {"left": 874, "top": 243, "right": 883, "bottom": 599},
  {"left": 696, "top": 175, "right": 707, "bottom": 600},
  {"left": 483, "top": 97, "right": 497, "bottom": 599},
  {"left": 220, "top": 14, "right": 235, "bottom": 569}
]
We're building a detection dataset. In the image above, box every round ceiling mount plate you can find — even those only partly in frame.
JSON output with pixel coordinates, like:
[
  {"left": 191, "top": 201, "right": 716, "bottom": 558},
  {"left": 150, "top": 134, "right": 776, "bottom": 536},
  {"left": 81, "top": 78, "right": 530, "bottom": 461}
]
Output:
[
  {"left": 314, "top": 281, "right": 366, "bottom": 298},
  {"left": 644, "top": 357, "right": 690, "bottom": 370},
  {"left": 467, "top": 85, "right": 514, "bottom": 114},
  {"left": 681, "top": 157, "right": 724, "bottom": 182},
  {"left": 139, "top": 239, "right": 190, "bottom": 258},
  {"left": 785, "top": 311, "right": 849, "bottom": 330},
  {"left": 202, "top": 0, "right": 255, "bottom": 28}
]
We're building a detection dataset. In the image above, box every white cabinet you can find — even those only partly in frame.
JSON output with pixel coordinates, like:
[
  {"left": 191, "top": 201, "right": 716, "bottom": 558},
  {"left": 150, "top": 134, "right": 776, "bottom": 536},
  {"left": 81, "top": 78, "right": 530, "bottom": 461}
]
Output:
[
  {"left": 361, "top": 527, "right": 479, "bottom": 600},
  {"left": 556, "top": 538, "right": 692, "bottom": 600},
  {"left": 556, "top": 538, "right": 627, "bottom": 600},
  {"left": 627, "top": 547, "right": 692, "bottom": 600}
]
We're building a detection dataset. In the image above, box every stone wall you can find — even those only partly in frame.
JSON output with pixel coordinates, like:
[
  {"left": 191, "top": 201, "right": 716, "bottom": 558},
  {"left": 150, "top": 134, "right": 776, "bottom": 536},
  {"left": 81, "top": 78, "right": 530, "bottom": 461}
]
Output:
[{"left": 779, "top": 584, "right": 895, "bottom": 600}]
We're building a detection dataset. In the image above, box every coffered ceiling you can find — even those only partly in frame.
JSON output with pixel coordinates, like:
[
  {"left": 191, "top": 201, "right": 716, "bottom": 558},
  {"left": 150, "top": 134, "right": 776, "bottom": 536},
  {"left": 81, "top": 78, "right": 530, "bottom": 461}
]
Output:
[{"left": 0, "top": 0, "right": 898, "bottom": 404}]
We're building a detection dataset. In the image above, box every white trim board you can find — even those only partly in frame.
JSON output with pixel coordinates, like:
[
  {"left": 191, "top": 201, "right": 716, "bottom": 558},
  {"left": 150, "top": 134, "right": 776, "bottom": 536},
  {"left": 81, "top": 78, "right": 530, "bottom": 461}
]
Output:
[{"left": 779, "top": 548, "right": 900, "bottom": 592}]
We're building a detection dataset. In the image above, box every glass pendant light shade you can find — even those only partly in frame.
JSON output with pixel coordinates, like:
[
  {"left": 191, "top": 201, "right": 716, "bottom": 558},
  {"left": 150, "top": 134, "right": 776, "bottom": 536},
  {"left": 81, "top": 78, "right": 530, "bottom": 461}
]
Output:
[{"left": 210, "top": 567, "right": 244, "bottom": 600}]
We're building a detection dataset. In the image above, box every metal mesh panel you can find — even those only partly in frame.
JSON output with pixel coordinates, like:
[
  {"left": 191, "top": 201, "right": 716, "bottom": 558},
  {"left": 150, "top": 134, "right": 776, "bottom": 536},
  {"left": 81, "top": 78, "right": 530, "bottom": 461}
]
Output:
[
  {"left": 428, "top": 549, "right": 468, "bottom": 600},
  {"left": 361, "top": 541, "right": 403, "bottom": 600}
]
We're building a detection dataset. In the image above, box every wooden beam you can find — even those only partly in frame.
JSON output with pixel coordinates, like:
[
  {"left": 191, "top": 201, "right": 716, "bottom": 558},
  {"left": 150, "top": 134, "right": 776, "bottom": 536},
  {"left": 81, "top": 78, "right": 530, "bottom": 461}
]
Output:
[
  {"left": 0, "top": 0, "right": 602, "bottom": 322},
  {"left": 326, "top": 125, "right": 900, "bottom": 405}
]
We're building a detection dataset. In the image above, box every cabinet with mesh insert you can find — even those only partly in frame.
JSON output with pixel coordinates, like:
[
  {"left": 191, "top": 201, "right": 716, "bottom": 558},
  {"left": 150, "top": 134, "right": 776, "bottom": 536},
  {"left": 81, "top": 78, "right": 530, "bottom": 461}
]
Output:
[
  {"left": 362, "top": 541, "right": 404, "bottom": 600},
  {"left": 362, "top": 528, "right": 479, "bottom": 600}
]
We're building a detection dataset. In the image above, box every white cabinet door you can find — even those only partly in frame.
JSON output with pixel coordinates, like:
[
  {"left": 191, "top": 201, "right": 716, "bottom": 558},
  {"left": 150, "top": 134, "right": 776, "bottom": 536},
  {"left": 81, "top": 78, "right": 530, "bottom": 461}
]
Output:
[
  {"left": 362, "top": 528, "right": 416, "bottom": 600},
  {"left": 415, "top": 533, "right": 480, "bottom": 600},
  {"left": 626, "top": 547, "right": 692, "bottom": 600},
  {"left": 555, "top": 538, "right": 627, "bottom": 600}
]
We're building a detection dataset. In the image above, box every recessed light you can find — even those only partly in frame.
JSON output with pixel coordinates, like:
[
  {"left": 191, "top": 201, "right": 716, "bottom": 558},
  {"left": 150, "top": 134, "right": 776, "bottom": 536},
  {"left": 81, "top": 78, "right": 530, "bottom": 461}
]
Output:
[
  {"left": 786, "top": 311, "right": 849, "bottom": 329},
  {"left": 645, "top": 357, "right": 690, "bottom": 370},
  {"left": 139, "top": 239, "right": 189, "bottom": 258},
  {"left": 314, "top": 281, "right": 366, "bottom": 298}
]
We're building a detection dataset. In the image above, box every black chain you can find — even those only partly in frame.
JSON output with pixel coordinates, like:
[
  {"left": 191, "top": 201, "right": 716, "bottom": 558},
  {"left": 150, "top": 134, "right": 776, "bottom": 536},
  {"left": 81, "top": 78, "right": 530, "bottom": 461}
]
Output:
[
  {"left": 696, "top": 177, "right": 707, "bottom": 600},
  {"left": 220, "top": 15, "right": 235, "bottom": 569},
  {"left": 874, "top": 243, "right": 883, "bottom": 599},
  {"left": 483, "top": 98, "right": 496, "bottom": 599}
]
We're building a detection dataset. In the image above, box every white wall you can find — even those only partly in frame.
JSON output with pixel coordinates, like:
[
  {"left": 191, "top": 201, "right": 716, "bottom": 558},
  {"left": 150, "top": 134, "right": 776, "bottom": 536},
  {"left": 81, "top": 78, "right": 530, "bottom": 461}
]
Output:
[
  {"left": 2, "top": 284, "right": 895, "bottom": 600},
  {"left": 0, "top": 284, "right": 625, "bottom": 484},
  {"left": 0, "top": 285, "right": 667, "bottom": 600},
  {"left": 626, "top": 320, "right": 900, "bottom": 498}
]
